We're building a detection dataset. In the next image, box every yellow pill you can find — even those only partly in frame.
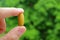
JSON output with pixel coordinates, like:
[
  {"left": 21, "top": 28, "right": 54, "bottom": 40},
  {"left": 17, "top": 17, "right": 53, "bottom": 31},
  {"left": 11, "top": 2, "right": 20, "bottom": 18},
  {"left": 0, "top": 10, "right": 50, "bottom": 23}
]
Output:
[{"left": 18, "top": 13, "right": 24, "bottom": 26}]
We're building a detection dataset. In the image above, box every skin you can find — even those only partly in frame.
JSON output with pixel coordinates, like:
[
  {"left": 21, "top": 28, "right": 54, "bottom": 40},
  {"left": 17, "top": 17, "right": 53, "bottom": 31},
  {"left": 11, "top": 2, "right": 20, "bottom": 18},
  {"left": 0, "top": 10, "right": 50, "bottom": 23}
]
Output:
[{"left": 0, "top": 8, "right": 26, "bottom": 40}]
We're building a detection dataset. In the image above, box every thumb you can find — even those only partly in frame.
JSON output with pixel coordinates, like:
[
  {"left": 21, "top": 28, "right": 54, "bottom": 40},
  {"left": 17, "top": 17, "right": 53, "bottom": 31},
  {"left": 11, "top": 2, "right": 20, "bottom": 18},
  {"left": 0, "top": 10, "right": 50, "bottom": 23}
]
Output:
[{"left": 1, "top": 26, "right": 26, "bottom": 40}]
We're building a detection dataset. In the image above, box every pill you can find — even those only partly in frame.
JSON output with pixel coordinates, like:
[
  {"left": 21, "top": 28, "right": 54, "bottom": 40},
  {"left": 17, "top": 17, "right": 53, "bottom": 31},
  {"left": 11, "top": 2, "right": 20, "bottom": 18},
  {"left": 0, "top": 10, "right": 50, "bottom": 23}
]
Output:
[{"left": 18, "top": 13, "right": 24, "bottom": 26}]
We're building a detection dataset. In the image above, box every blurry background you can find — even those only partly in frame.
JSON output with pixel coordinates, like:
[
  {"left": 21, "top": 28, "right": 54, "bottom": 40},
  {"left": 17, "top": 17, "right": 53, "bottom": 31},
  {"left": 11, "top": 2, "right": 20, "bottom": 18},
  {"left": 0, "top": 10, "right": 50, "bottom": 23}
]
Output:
[{"left": 0, "top": 0, "right": 60, "bottom": 40}]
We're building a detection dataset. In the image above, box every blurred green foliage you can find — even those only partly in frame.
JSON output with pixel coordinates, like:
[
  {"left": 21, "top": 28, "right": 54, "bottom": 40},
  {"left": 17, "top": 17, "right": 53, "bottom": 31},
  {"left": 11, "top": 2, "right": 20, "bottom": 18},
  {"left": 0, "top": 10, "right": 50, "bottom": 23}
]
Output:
[{"left": 0, "top": 0, "right": 60, "bottom": 40}]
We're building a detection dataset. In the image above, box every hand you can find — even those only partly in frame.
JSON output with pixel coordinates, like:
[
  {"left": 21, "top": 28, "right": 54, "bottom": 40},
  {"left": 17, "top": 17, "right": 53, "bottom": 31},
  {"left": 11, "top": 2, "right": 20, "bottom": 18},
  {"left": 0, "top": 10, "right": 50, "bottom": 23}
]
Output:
[{"left": 0, "top": 8, "right": 26, "bottom": 40}]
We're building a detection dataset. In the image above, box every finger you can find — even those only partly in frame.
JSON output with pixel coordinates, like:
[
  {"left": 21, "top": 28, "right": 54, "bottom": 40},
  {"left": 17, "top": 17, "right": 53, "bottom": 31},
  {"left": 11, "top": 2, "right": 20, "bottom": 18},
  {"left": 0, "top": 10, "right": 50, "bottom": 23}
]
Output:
[
  {"left": 0, "top": 8, "right": 24, "bottom": 18},
  {"left": 0, "top": 8, "right": 24, "bottom": 33},
  {"left": 1, "top": 26, "right": 26, "bottom": 40},
  {"left": 0, "top": 18, "right": 6, "bottom": 34}
]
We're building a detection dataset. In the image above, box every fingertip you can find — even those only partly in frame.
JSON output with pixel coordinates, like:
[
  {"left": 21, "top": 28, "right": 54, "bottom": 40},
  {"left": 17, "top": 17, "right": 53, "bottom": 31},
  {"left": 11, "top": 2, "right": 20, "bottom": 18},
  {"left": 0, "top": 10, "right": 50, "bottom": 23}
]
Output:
[
  {"left": 17, "top": 26, "right": 26, "bottom": 32},
  {"left": 11, "top": 8, "right": 24, "bottom": 16},
  {"left": 17, "top": 8, "right": 24, "bottom": 13}
]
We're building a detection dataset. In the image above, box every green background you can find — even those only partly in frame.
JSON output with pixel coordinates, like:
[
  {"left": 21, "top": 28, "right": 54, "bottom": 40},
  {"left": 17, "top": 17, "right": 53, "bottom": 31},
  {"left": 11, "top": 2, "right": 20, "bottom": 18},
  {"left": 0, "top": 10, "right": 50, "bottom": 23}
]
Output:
[{"left": 0, "top": 0, "right": 60, "bottom": 40}]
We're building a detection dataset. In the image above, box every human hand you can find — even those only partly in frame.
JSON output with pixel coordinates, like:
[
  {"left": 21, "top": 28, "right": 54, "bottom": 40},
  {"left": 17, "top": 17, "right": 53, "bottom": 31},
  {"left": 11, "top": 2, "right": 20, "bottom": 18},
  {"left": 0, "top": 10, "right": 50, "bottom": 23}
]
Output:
[{"left": 0, "top": 8, "right": 26, "bottom": 40}]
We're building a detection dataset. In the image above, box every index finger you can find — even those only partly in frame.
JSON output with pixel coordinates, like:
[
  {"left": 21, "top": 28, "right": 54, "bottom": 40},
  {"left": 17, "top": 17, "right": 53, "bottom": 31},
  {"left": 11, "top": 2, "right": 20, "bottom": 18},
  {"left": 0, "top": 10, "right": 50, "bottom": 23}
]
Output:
[{"left": 0, "top": 8, "right": 24, "bottom": 18}]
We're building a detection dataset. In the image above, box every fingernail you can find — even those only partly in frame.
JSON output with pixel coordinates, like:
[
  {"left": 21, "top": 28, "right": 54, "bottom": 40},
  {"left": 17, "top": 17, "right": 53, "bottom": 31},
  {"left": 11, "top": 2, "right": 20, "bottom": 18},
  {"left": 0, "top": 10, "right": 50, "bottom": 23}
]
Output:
[
  {"left": 17, "top": 8, "right": 24, "bottom": 13},
  {"left": 17, "top": 27, "right": 26, "bottom": 35}
]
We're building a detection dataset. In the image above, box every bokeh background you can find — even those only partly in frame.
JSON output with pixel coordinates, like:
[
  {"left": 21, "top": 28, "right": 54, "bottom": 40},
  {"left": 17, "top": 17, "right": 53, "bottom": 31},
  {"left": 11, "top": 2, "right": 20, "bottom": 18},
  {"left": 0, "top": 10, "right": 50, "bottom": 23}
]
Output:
[{"left": 0, "top": 0, "right": 60, "bottom": 40}]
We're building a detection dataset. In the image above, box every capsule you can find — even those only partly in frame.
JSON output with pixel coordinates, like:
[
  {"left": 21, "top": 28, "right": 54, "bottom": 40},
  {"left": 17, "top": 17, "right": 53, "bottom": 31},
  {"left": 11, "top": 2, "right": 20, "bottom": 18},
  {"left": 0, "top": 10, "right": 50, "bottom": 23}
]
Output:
[{"left": 18, "top": 13, "right": 24, "bottom": 26}]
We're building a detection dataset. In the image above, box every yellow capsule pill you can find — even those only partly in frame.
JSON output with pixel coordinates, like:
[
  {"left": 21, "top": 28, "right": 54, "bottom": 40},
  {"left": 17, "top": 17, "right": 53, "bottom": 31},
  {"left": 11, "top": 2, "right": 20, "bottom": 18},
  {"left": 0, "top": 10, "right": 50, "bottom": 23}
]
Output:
[{"left": 18, "top": 13, "right": 24, "bottom": 26}]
